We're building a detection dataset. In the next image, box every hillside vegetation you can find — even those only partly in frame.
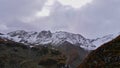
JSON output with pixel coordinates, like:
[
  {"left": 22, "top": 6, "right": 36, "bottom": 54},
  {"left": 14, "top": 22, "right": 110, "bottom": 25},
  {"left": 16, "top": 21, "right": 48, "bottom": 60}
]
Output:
[{"left": 0, "top": 38, "right": 67, "bottom": 68}]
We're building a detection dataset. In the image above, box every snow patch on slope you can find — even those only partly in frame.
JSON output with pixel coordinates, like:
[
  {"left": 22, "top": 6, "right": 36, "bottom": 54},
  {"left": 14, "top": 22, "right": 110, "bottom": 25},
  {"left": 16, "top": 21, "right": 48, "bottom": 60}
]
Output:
[
  {"left": 0, "top": 30, "right": 95, "bottom": 50},
  {"left": 0, "top": 30, "right": 119, "bottom": 50},
  {"left": 92, "top": 33, "right": 120, "bottom": 49}
]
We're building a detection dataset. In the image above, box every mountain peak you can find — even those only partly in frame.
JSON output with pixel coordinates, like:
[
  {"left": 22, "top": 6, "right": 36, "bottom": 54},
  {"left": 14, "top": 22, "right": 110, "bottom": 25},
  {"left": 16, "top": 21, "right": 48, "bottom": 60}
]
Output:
[
  {"left": 37, "top": 30, "right": 52, "bottom": 38},
  {"left": 0, "top": 30, "right": 119, "bottom": 50},
  {"left": 7, "top": 30, "right": 27, "bottom": 37},
  {"left": 0, "top": 30, "right": 95, "bottom": 50}
]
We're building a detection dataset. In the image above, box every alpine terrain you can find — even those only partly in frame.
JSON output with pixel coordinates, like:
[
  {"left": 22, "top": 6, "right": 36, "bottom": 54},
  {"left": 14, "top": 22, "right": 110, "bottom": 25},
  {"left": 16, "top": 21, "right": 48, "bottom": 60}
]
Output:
[{"left": 0, "top": 30, "right": 119, "bottom": 68}]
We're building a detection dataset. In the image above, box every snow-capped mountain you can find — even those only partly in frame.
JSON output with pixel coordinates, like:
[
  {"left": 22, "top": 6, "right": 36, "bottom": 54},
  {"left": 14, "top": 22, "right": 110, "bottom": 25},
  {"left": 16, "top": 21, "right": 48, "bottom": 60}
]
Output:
[
  {"left": 0, "top": 30, "right": 95, "bottom": 50},
  {"left": 92, "top": 33, "right": 120, "bottom": 49},
  {"left": 0, "top": 30, "right": 119, "bottom": 50}
]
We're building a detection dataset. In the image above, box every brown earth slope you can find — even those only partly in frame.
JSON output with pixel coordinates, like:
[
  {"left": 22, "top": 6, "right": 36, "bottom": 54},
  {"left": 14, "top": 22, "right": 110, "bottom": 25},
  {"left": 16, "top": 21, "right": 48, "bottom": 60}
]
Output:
[{"left": 78, "top": 35, "right": 120, "bottom": 68}]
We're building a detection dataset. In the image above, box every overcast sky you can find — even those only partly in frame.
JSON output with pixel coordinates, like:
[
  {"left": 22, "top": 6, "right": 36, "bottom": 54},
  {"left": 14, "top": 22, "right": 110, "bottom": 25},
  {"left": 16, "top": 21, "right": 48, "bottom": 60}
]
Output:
[{"left": 0, "top": 0, "right": 120, "bottom": 38}]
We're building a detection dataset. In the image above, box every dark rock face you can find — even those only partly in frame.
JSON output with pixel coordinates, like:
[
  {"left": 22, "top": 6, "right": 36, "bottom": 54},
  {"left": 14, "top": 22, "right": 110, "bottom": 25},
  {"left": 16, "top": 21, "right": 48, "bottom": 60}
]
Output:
[
  {"left": 37, "top": 31, "right": 52, "bottom": 38},
  {"left": 78, "top": 35, "right": 120, "bottom": 68},
  {"left": 7, "top": 30, "right": 28, "bottom": 37},
  {"left": 58, "top": 41, "right": 89, "bottom": 68},
  {"left": 0, "top": 38, "right": 67, "bottom": 68},
  {"left": 0, "top": 33, "right": 4, "bottom": 35}
]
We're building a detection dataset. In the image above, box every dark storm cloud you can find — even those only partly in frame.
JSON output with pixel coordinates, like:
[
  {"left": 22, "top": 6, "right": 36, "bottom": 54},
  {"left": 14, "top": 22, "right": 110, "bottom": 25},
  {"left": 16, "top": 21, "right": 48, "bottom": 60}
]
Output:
[{"left": 0, "top": 0, "right": 120, "bottom": 38}]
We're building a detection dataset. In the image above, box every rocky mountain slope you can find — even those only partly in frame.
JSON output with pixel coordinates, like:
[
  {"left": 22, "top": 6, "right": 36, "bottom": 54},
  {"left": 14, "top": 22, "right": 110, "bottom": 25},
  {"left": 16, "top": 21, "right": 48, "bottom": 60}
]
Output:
[
  {"left": 1, "top": 30, "right": 118, "bottom": 50},
  {"left": 0, "top": 30, "right": 93, "bottom": 68},
  {"left": 77, "top": 35, "right": 120, "bottom": 68},
  {"left": 0, "top": 30, "right": 119, "bottom": 68},
  {"left": 0, "top": 37, "right": 67, "bottom": 68},
  {"left": 57, "top": 41, "right": 89, "bottom": 68},
  {"left": 0, "top": 30, "right": 96, "bottom": 50},
  {"left": 92, "top": 33, "right": 120, "bottom": 49},
  {"left": 0, "top": 35, "right": 89, "bottom": 68}
]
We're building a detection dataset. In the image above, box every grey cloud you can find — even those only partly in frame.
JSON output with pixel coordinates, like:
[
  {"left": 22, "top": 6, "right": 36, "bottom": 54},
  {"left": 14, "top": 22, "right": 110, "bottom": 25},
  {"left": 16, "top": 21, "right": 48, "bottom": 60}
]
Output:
[
  {"left": 0, "top": 0, "right": 46, "bottom": 33},
  {"left": 0, "top": 0, "right": 120, "bottom": 38},
  {"left": 75, "top": 0, "right": 120, "bottom": 38}
]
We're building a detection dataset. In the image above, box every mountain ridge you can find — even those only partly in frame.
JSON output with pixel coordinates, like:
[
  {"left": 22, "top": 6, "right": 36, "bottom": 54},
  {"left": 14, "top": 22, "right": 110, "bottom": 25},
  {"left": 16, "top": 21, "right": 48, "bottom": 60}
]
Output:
[
  {"left": 0, "top": 30, "right": 95, "bottom": 50},
  {"left": 0, "top": 30, "right": 120, "bottom": 68},
  {"left": 0, "top": 30, "right": 119, "bottom": 50}
]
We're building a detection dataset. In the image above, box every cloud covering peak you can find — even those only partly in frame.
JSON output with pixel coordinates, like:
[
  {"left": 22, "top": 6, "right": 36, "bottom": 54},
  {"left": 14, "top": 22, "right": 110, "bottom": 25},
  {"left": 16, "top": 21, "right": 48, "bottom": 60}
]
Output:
[{"left": 0, "top": 0, "right": 120, "bottom": 38}]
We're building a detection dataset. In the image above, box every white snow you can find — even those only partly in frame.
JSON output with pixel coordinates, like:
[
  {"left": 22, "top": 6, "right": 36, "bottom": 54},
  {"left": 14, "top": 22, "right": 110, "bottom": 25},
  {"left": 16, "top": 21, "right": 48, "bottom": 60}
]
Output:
[
  {"left": 0, "top": 30, "right": 119, "bottom": 50},
  {"left": 92, "top": 33, "right": 120, "bottom": 49}
]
